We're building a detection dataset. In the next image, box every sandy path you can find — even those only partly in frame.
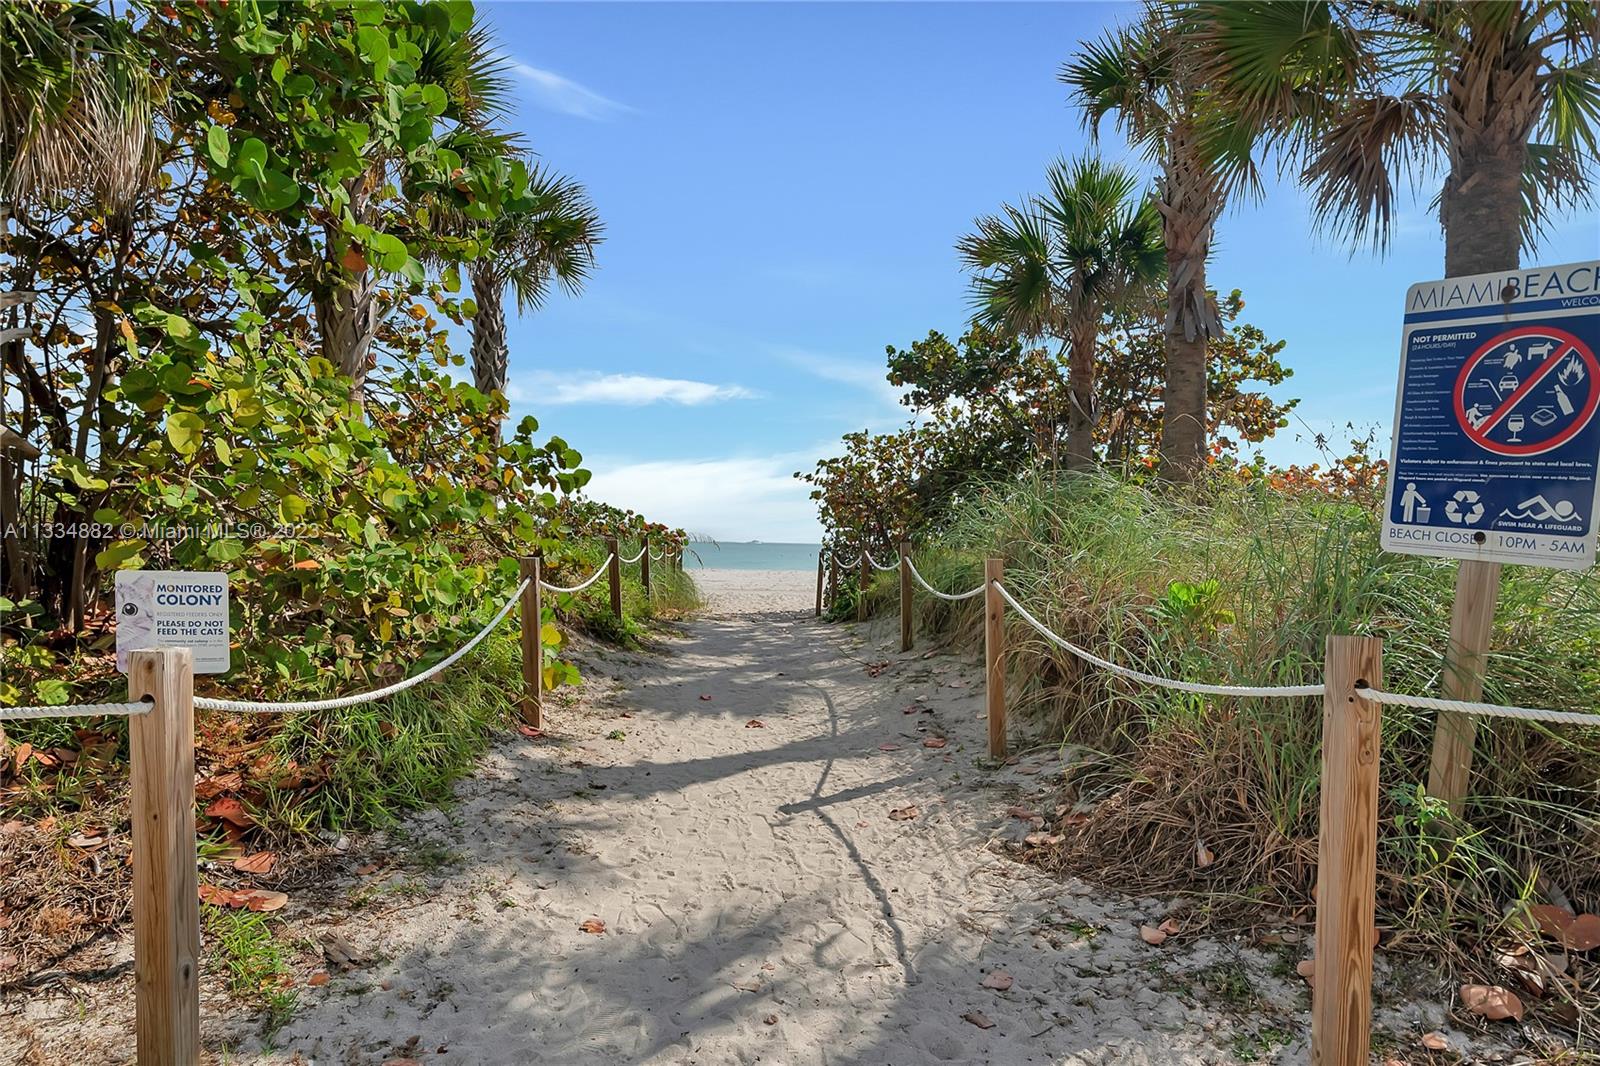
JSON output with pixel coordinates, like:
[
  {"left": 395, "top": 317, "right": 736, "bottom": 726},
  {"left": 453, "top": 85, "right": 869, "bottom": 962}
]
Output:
[{"left": 230, "top": 568, "right": 1304, "bottom": 1066}]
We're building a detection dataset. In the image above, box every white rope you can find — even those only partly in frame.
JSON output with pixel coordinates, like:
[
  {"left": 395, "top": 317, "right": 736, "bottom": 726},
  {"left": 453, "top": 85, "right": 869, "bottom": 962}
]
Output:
[
  {"left": 991, "top": 581, "right": 1325, "bottom": 699},
  {"left": 620, "top": 546, "right": 647, "bottom": 564},
  {"left": 867, "top": 551, "right": 898, "bottom": 572},
  {"left": 539, "top": 555, "right": 615, "bottom": 594},
  {"left": 1357, "top": 687, "right": 1599, "bottom": 727},
  {"left": 649, "top": 550, "right": 665, "bottom": 562},
  {"left": 0, "top": 700, "right": 151, "bottom": 722},
  {"left": 905, "top": 558, "right": 987, "bottom": 601},
  {"left": 192, "top": 579, "right": 529, "bottom": 713}
]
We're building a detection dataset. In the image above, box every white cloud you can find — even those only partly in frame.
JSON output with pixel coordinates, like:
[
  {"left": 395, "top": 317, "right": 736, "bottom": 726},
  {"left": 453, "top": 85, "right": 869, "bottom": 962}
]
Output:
[
  {"left": 509, "top": 372, "right": 758, "bottom": 407},
  {"left": 581, "top": 453, "right": 822, "bottom": 543},
  {"left": 507, "top": 61, "right": 631, "bottom": 121},
  {"left": 773, "top": 346, "right": 906, "bottom": 415}
]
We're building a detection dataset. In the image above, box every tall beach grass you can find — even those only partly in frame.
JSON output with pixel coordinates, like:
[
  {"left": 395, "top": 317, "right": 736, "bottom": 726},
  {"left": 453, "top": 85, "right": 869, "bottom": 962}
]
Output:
[{"left": 869, "top": 472, "right": 1598, "bottom": 965}]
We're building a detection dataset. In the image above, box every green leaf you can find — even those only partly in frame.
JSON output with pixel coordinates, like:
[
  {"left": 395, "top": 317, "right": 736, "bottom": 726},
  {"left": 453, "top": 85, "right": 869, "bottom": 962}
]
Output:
[
  {"left": 236, "top": 137, "right": 268, "bottom": 180},
  {"left": 206, "top": 124, "right": 230, "bottom": 167},
  {"left": 34, "top": 678, "right": 70, "bottom": 706},
  {"left": 95, "top": 538, "right": 145, "bottom": 571},
  {"left": 166, "top": 411, "right": 206, "bottom": 456},
  {"left": 420, "top": 83, "right": 448, "bottom": 116}
]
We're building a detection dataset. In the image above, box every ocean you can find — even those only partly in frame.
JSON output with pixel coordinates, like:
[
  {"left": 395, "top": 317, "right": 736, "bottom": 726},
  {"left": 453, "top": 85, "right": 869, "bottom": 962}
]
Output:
[{"left": 685, "top": 541, "right": 822, "bottom": 571}]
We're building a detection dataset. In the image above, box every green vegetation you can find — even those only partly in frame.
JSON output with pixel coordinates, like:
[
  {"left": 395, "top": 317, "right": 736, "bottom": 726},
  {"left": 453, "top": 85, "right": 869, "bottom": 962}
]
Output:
[
  {"left": 0, "top": 3, "right": 699, "bottom": 856},
  {"left": 862, "top": 472, "right": 1598, "bottom": 961},
  {"left": 205, "top": 906, "right": 297, "bottom": 1032}
]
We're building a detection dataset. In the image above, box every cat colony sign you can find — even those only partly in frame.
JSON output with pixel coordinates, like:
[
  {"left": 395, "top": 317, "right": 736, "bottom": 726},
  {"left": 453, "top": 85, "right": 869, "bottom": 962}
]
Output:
[{"left": 115, "top": 570, "right": 230, "bottom": 673}]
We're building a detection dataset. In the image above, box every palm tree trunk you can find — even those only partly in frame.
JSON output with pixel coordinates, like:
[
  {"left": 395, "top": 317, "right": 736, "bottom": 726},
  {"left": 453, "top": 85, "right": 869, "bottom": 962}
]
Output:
[
  {"left": 1064, "top": 317, "right": 1098, "bottom": 470},
  {"left": 1158, "top": 128, "right": 1222, "bottom": 483},
  {"left": 317, "top": 173, "right": 379, "bottom": 394},
  {"left": 1441, "top": 49, "right": 1539, "bottom": 277},
  {"left": 468, "top": 262, "right": 509, "bottom": 397}
]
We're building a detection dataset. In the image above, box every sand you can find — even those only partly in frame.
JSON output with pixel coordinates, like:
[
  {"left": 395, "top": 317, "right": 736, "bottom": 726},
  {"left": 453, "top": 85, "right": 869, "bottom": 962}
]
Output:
[{"left": 5, "top": 569, "right": 1471, "bottom": 1064}]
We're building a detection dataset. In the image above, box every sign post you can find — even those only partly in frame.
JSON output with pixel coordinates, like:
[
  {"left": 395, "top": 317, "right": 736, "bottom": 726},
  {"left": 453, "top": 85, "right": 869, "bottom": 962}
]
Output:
[{"left": 1381, "top": 260, "right": 1600, "bottom": 811}]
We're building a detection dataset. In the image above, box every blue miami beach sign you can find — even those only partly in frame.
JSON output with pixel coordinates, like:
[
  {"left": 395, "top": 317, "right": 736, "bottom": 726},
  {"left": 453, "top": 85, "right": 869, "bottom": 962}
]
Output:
[{"left": 1382, "top": 260, "right": 1600, "bottom": 570}]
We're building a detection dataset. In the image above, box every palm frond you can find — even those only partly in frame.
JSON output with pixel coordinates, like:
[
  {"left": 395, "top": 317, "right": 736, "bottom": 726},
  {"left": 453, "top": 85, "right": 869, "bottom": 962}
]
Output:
[
  {"left": 1300, "top": 90, "right": 1445, "bottom": 251},
  {"left": 0, "top": 0, "right": 153, "bottom": 207},
  {"left": 1520, "top": 141, "right": 1595, "bottom": 250}
]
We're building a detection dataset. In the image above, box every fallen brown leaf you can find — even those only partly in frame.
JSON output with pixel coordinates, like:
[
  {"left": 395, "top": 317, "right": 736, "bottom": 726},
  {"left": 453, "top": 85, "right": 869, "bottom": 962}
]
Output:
[
  {"left": 1296, "top": 959, "right": 1317, "bottom": 986},
  {"left": 763, "top": 1014, "right": 778, "bottom": 1025},
  {"left": 233, "top": 851, "right": 276, "bottom": 875},
  {"left": 194, "top": 772, "right": 243, "bottom": 800},
  {"left": 888, "top": 805, "right": 919, "bottom": 821},
  {"left": 1420, "top": 1031, "right": 1449, "bottom": 1051},
  {"left": 234, "top": 889, "right": 288, "bottom": 913},
  {"left": 67, "top": 832, "right": 107, "bottom": 850},
  {"left": 1158, "top": 918, "right": 1182, "bottom": 937},
  {"left": 308, "top": 971, "right": 330, "bottom": 987},
  {"left": 1565, "top": 913, "right": 1600, "bottom": 952},
  {"left": 745, "top": 719, "right": 765, "bottom": 729},
  {"left": 1005, "top": 806, "right": 1036, "bottom": 820},
  {"left": 878, "top": 743, "right": 900, "bottom": 751},
  {"left": 981, "top": 970, "right": 1014, "bottom": 991},
  {"left": 1139, "top": 925, "right": 1169, "bottom": 946},
  {"left": 1023, "top": 832, "right": 1062, "bottom": 846},
  {"left": 699, "top": 695, "right": 712, "bottom": 701},
  {"left": 1195, "top": 839, "right": 1216, "bottom": 868},
  {"left": 198, "top": 884, "right": 237, "bottom": 907},
  {"left": 1460, "top": 983, "right": 1523, "bottom": 1022},
  {"left": 923, "top": 737, "right": 947, "bottom": 749},
  {"left": 517, "top": 725, "right": 545, "bottom": 739},
  {"left": 205, "top": 796, "right": 254, "bottom": 828},
  {"left": 961, "top": 1010, "right": 995, "bottom": 1029},
  {"left": 580, "top": 918, "right": 606, "bottom": 934}
]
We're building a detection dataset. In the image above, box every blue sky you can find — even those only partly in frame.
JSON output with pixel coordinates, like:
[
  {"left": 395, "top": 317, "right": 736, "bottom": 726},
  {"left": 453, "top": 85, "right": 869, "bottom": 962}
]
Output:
[{"left": 479, "top": 1, "right": 1599, "bottom": 543}]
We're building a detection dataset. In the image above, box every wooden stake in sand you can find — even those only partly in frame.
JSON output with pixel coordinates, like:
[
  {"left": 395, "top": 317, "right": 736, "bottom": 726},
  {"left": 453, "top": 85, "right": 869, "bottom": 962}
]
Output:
[
  {"left": 606, "top": 537, "right": 623, "bottom": 620},
  {"left": 815, "top": 553, "right": 825, "bottom": 617},
  {"left": 1312, "top": 635, "right": 1383, "bottom": 1066},
  {"left": 984, "top": 557, "right": 1006, "bottom": 759},
  {"left": 898, "top": 541, "right": 913, "bottom": 652},
  {"left": 641, "top": 537, "right": 652, "bottom": 598},
  {"left": 128, "top": 648, "right": 201, "bottom": 1066},
  {"left": 827, "top": 553, "right": 839, "bottom": 609},
  {"left": 519, "top": 554, "right": 542, "bottom": 728},
  {"left": 857, "top": 551, "right": 869, "bottom": 623}
]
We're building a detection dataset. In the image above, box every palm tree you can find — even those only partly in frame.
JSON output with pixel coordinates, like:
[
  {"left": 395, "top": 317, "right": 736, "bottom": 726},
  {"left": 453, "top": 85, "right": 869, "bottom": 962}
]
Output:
[
  {"left": 0, "top": 0, "right": 153, "bottom": 208},
  {"left": 957, "top": 156, "right": 1164, "bottom": 470},
  {"left": 1191, "top": 1, "right": 1597, "bottom": 278},
  {"left": 1061, "top": 5, "right": 1262, "bottom": 482},
  {"left": 464, "top": 163, "right": 603, "bottom": 400},
  {"left": 316, "top": 17, "right": 515, "bottom": 391}
]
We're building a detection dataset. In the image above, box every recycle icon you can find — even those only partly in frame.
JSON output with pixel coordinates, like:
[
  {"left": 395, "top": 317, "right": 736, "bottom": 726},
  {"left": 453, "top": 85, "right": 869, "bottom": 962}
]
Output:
[{"left": 1445, "top": 489, "right": 1485, "bottom": 525}]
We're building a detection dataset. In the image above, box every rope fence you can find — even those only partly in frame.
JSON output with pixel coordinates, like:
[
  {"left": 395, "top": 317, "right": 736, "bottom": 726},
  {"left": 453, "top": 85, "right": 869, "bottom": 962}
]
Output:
[
  {"left": 823, "top": 541, "right": 1595, "bottom": 1066},
  {"left": 0, "top": 537, "right": 688, "bottom": 1063},
  {"left": 539, "top": 554, "right": 614, "bottom": 594},
  {"left": 0, "top": 699, "right": 151, "bottom": 723}
]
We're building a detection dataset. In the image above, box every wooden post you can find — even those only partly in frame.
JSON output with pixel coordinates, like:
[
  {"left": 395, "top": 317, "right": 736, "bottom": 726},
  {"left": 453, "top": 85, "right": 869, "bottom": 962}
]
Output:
[
  {"left": 641, "top": 537, "right": 652, "bottom": 598},
  {"left": 984, "top": 558, "right": 1006, "bottom": 759},
  {"left": 827, "top": 554, "right": 839, "bottom": 609},
  {"left": 814, "top": 552, "right": 825, "bottom": 617},
  {"left": 898, "top": 541, "right": 913, "bottom": 652},
  {"left": 1427, "top": 560, "right": 1500, "bottom": 814},
  {"left": 605, "top": 536, "right": 623, "bottom": 620},
  {"left": 856, "top": 551, "right": 869, "bottom": 622},
  {"left": 128, "top": 648, "right": 200, "bottom": 1066},
  {"left": 519, "top": 555, "right": 542, "bottom": 729},
  {"left": 1312, "top": 635, "right": 1384, "bottom": 1066}
]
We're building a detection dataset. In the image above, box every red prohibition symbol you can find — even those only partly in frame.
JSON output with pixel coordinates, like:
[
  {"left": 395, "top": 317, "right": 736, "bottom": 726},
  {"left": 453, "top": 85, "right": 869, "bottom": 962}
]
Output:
[{"left": 1452, "top": 325, "right": 1599, "bottom": 457}]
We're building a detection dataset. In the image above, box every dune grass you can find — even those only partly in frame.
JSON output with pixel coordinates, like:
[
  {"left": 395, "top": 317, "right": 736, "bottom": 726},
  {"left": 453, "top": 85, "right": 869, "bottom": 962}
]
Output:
[{"left": 864, "top": 471, "right": 1599, "bottom": 969}]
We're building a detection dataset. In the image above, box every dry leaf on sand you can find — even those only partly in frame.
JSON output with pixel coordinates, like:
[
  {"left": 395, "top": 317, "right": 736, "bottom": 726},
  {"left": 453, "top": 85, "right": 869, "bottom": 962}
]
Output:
[
  {"left": 234, "top": 889, "right": 288, "bottom": 912},
  {"left": 981, "top": 970, "right": 1014, "bottom": 991},
  {"left": 923, "top": 737, "right": 947, "bottom": 749},
  {"left": 1139, "top": 925, "right": 1169, "bottom": 947},
  {"left": 1420, "top": 1032, "right": 1449, "bottom": 1051},
  {"left": 1459, "top": 984, "right": 1524, "bottom": 1022},
  {"left": 888, "top": 805, "right": 919, "bottom": 821},
  {"left": 579, "top": 918, "right": 606, "bottom": 934},
  {"left": 745, "top": 720, "right": 765, "bottom": 729},
  {"left": 961, "top": 1010, "right": 996, "bottom": 1029}
]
